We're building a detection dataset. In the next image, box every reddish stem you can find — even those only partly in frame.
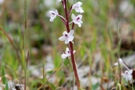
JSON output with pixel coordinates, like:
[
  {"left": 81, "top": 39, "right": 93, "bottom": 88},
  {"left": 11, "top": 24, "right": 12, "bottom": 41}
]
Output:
[{"left": 63, "top": 0, "right": 80, "bottom": 89}]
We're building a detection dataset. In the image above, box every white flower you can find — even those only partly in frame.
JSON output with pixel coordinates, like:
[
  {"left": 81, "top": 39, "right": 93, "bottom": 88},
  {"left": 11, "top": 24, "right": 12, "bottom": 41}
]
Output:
[
  {"left": 59, "top": 30, "right": 74, "bottom": 44},
  {"left": 72, "top": 14, "right": 83, "bottom": 27},
  {"left": 114, "top": 58, "right": 123, "bottom": 66},
  {"left": 122, "top": 69, "right": 133, "bottom": 82},
  {"left": 72, "top": 2, "right": 84, "bottom": 13},
  {"left": 114, "top": 58, "right": 133, "bottom": 82},
  {"left": 114, "top": 58, "right": 129, "bottom": 70},
  {"left": 61, "top": 47, "right": 76, "bottom": 59},
  {"left": 48, "top": 10, "right": 58, "bottom": 22}
]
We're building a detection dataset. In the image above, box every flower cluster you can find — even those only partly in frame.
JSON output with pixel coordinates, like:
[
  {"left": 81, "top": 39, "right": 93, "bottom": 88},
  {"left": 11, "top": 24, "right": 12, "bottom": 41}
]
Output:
[
  {"left": 48, "top": 1, "right": 84, "bottom": 59},
  {"left": 114, "top": 58, "right": 133, "bottom": 82}
]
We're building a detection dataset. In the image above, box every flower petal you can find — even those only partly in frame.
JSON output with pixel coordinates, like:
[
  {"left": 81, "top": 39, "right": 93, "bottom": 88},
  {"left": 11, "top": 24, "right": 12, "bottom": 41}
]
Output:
[
  {"left": 77, "top": 2, "right": 82, "bottom": 6},
  {"left": 68, "top": 36, "right": 74, "bottom": 42},
  {"left": 61, "top": 54, "right": 68, "bottom": 59},
  {"left": 59, "top": 36, "right": 66, "bottom": 41},
  {"left": 79, "top": 8, "right": 84, "bottom": 13},
  {"left": 69, "top": 30, "right": 74, "bottom": 35},
  {"left": 65, "top": 47, "right": 69, "bottom": 52},
  {"left": 78, "top": 15, "right": 82, "bottom": 19},
  {"left": 55, "top": 10, "right": 58, "bottom": 15},
  {"left": 114, "top": 58, "right": 123, "bottom": 66},
  {"left": 78, "top": 23, "right": 81, "bottom": 27},
  {"left": 73, "top": 50, "right": 76, "bottom": 54},
  {"left": 65, "top": 39, "right": 69, "bottom": 44},
  {"left": 72, "top": 14, "right": 76, "bottom": 20}
]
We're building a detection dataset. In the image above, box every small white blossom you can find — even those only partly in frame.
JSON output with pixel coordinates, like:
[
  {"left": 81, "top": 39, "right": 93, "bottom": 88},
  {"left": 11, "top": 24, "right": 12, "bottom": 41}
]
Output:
[
  {"left": 48, "top": 10, "right": 58, "bottom": 22},
  {"left": 72, "top": 14, "right": 82, "bottom": 27},
  {"left": 114, "top": 58, "right": 123, "bottom": 66},
  {"left": 61, "top": 47, "right": 76, "bottom": 59},
  {"left": 122, "top": 69, "right": 133, "bottom": 82},
  {"left": 59, "top": 30, "right": 74, "bottom": 44},
  {"left": 114, "top": 58, "right": 133, "bottom": 82},
  {"left": 114, "top": 58, "right": 129, "bottom": 70},
  {"left": 72, "top": 2, "right": 84, "bottom": 13}
]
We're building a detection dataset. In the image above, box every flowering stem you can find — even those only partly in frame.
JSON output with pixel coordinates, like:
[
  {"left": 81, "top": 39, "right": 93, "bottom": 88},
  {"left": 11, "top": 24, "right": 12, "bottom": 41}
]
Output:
[{"left": 63, "top": 0, "right": 80, "bottom": 89}]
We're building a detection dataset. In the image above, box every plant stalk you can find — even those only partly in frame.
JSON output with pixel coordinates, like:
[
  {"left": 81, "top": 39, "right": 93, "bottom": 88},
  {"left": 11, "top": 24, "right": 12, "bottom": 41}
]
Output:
[{"left": 63, "top": 0, "right": 80, "bottom": 89}]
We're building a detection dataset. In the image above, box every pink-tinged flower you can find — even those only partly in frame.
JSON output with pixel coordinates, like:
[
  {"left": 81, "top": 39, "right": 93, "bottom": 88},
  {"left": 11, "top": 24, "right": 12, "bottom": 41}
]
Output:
[
  {"left": 72, "top": 14, "right": 83, "bottom": 27},
  {"left": 72, "top": 2, "right": 84, "bottom": 13},
  {"left": 59, "top": 30, "right": 74, "bottom": 44},
  {"left": 122, "top": 69, "right": 133, "bottom": 82},
  {"left": 61, "top": 47, "right": 76, "bottom": 59},
  {"left": 48, "top": 10, "right": 58, "bottom": 22}
]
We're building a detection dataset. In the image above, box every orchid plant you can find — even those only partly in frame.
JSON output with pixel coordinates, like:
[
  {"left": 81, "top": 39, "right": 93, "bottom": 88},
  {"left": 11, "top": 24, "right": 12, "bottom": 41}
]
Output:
[{"left": 48, "top": 0, "right": 84, "bottom": 89}]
